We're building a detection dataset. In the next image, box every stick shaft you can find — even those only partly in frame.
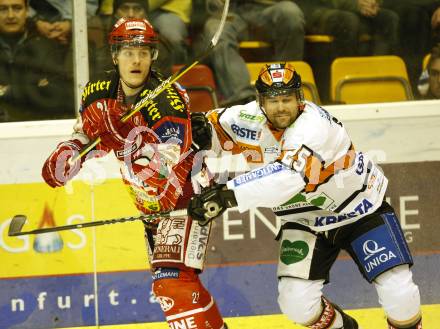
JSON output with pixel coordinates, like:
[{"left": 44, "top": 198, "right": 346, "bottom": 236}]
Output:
[{"left": 11, "top": 209, "right": 187, "bottom": 236}]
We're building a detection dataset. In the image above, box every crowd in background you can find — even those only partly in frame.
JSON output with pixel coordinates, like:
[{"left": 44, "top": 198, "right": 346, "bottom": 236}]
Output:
[{"left": 1, "top": 0, "right": 440, "bottom": 122}]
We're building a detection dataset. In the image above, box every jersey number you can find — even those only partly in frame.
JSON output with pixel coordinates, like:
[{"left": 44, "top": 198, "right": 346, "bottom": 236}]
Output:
[{"left": 292, "top": 148, "right": 312, "bottom": 172}]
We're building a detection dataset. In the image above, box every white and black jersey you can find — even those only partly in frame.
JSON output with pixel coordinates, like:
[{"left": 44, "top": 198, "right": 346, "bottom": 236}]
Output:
[{"left": 208, "top": 100, "right": 388, "bottom": 231}]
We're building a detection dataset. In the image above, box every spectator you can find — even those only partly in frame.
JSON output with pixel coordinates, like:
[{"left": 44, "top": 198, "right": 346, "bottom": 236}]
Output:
[
  {"left": 29, "top": 0, "right": 99, "bottom": 44},
  {"left": 433, "top": 3, "right": 440, "bottom": 43},
  {"left": 296, "top": 1, "right": 360, "bottom": 58},
  {"left": 197, "top": 0, "right": 305, "bottom": 107},
  {"left": 29, "top": 1, "right": 99, "bottom": 107},
  {"left": 0, "top": 0, "right": 74, "bottom": 121},
  {"left": 321, "top": 0, "right": 400, "bottom": 56},
  {"left": 149, "top": 0, "right": 192, "bottom": 73},
  {"left": 382, "top": 0, "right": 440, "bottom": 89},
  {"left": 418, "top": 43, "right": 440, "bottom": 99}
]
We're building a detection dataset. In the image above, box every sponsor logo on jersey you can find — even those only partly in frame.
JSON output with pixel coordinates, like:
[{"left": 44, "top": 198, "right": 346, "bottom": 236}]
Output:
[
  {"left": 280, "top": 240, "right": 309, "bottom": 265},
  {"left": 156, "top": 296, "right": 175, "bottom": 312},
  {"left": 143, "top": 100, "right": 162, "bottom": 121},
  {"left": 231, "top": 124, "right": 261, "bottom": 140},
  {"left": 367, "top": 173, "right": 377, "bottom": 189},
  {"left": 239, "top": 110, "right": 265, "bottom": 123},
  {"left": 376, "top": 175, "right": 385, "bottom": 194},
  {"left": 350, "top": 222, "right": 409, "bottom": 280},
  {"left": 356, "top": 152, "right": 365, "bottom": 175},
  {"left": 362, "top": 241, "right": 397, "bottom": 274},
  {"left": 153, "top": 218, "right": 185, "bottom": 262},
  {"left": 169, "top": 316, "right": 197, "bottom": 329},
  {"left": 274, "top": 192, "right": 335, "bottom": 212},
  {"left": 187, "top": 222, "right": 210, "bottom": 262},
  {"left": 115, "top": 136, "right": 142, "bottom": 158},
  {"left": 314, "top": 198, "right": 374, "bottom": 226},
  {"left": 264, "top": 146, "right": 279, "bottom": 155},
  {"left": 152, "top": 268, "right": 180, "bottom": 281},
  {"left": 362, "top": 239, "right": 386, "bottom": 260},
  {"left": 233, "top": 162, "right": 286, "bottom": 186},
  {"left": 165, "top": 86, "right": 185, "bottom": 112},
  {"left": 155, "top": 122, "right": 185, "bottom": 144},
  {"left": 317, "top": 106, "right": 332, "bottom": 123},
  {"left": 81, "top": 80, "right": 111, "bottom": 101}
]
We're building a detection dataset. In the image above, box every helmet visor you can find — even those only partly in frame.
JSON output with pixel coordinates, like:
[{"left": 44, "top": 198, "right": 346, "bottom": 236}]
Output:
[{"left": 258, "top": 86, "right": 296, "bottom": 98}]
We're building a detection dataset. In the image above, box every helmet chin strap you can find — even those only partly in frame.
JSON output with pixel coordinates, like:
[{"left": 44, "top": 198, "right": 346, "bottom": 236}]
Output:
[
  {"left": 117, "top": 65, "right": 152, "bottom": 96},
  {"left": 257, "top": 99, "right": 274, "bottom": 126},
  {"left": 120, "top": 77, "right": 144, "bottom": 91}
]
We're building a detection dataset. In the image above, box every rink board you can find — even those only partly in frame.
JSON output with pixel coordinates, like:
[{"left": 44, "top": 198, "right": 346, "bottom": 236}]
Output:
[
  {"left": 62, "top": 305, "right": 440, "bottom": 329},
  {"left": 1, "top": 256, "right": 439, "bottom": 329},
  {"left": 1, "top": 102, "right": 440, "bottom": 328}
]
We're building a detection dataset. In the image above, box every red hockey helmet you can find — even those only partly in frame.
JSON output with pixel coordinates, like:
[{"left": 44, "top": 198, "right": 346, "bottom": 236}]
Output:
[{"left": 109, "top": 18, "right": 158, "bottom": 59}]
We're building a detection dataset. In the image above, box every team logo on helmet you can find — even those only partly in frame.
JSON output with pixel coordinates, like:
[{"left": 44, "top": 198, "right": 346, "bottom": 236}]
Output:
[
  {"left": 260, "top": 69, "right": 274, "bottom": 86},
  {"left": 126, "top": 21, "right": 147, "bottom": 30},
  {"left": 109, "top": 18, "right": 158, "bottom": 46},
  {"left": 282, "top": 65, "right": 294, "bottom": 84}
]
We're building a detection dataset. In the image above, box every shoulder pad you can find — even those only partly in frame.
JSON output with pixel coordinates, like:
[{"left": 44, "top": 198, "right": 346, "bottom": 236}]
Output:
[
  {"left": 150, "top": 69, "right": 165, "bottom": 83},
  {"left": 81, "top": 71, "right": 118, "bottom": 107}
]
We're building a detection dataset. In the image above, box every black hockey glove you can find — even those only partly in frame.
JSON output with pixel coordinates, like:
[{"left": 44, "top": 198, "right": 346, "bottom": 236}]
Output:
[
  {"left": 190, "top": 112, "right": 212, "bottom": 151},
  {"left": 188, "top": 183, "right": 238, "bottom": 226}
]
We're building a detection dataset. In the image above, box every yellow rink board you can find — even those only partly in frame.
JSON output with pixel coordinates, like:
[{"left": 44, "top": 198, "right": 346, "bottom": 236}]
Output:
[{"left": 66, "top": 304, "right": 439, "bottom": 329}]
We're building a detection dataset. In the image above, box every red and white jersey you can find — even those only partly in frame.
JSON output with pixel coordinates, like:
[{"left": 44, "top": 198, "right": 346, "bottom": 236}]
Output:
[
  {"left": 210, "top": 101, "right": 388, "bottom": 231},
  {"left": 77, "top": 70, "right": 195, "bottom": 214}
]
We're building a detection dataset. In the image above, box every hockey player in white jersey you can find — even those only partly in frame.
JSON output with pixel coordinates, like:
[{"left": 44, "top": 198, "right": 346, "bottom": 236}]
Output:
[{"left": 188, "top": 63, "right": 423, "bottom": 329}]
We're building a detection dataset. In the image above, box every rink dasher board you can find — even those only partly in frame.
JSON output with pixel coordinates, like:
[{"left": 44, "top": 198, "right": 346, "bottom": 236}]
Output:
[
  {"left": 1, "top": 100, "right": 439, "bottom": 185},
  {"left": 61, "top": 305, "right": 440, "bottom": 329},
  {"left": 0, "top": 101, "right": 439, "bottom": 329}
]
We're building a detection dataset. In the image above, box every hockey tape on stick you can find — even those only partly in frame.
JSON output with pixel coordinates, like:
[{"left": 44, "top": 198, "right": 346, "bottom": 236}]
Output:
[
  {"left": 8, "top": 209, "right": 187, "bottom": 236},
  {"left": 70, "top": 0, "right": 230, "bottom": 164}
]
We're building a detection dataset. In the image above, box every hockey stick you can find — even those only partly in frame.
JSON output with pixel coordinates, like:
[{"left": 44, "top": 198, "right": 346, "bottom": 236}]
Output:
[
  {"left": 71, "top": 0, "right": 230, "bottom": 163},
  {"left": 8, "top": 209, "right": 188, "bottom": 236}
]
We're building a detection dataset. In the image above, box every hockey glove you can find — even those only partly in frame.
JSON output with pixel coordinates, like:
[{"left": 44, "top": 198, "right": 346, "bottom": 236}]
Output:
[
  {"left": 188, "top": 183, "right": 237, "bottom": 226},
  {"left": 190, "top": 112, "right": 212, "bottom": 151},
  {"left": 42, "top": 139, "right": 84, "bottom": 187}
]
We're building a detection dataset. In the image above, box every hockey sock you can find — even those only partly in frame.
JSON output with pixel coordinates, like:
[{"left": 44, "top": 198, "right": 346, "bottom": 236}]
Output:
[
  {"left": 152, "top": 268, "right": 224, "bottom": 329},
  {"left": 307, "top": 297, "right": 359, "bottom": 329},
  {"left": 387, "top": 315, "right": 422, "bottom": 329}
]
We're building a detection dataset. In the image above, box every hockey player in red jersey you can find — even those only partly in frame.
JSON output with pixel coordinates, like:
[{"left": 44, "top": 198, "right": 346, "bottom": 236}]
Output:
[
  {"left": 189, "top": 63, "right": 422, "bottom": 329},
  {"left": 41, "top": 17, "right": 226, "bottom": 329}
]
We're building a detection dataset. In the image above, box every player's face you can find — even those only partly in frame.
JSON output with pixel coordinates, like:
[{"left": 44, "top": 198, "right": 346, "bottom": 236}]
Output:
[
  {"left": 0, "top": 0, "right": 27, "bottom": 35},
  {"left": 262, "top": 93, "right": 299, "bottom": 129},
  {"left": 115, "top": 46, "right": 152, "bottom": 90},
  {"left": 428, "top": 58, "right": 440, "bottom": 99}
]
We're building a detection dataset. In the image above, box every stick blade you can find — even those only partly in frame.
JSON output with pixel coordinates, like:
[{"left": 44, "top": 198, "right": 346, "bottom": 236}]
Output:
[{"left": 8, "top": 215, "right": 27, "bottom": 236}]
